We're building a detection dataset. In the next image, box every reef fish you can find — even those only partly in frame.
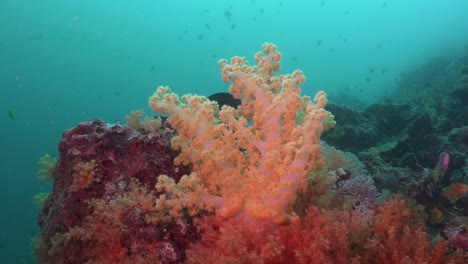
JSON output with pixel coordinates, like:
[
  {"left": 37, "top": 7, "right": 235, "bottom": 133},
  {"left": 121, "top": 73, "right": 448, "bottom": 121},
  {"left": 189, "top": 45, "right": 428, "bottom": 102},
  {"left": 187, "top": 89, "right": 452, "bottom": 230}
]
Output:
[
  {"left": 8, "top": 108, "right": 15, "bottom": 119},
  {"left": 208, "top": 92, "right": 241, "bottom": 108}
]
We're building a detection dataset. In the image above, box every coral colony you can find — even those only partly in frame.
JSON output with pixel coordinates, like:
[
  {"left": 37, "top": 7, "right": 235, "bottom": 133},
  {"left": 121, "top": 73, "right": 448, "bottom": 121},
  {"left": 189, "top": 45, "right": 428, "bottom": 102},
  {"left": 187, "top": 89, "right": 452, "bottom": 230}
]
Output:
[{"left": 33, "top": 43, "right": 466, "bottom": 263}]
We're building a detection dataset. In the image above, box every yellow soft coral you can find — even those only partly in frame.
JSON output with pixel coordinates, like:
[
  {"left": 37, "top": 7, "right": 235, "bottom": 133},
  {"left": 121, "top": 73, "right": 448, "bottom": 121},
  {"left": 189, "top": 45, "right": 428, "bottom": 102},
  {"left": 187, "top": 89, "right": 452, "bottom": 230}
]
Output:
[
  {"left": 69, "top": 159, "right": 98, "bottom": 192},
  {"left": 36, "top": 154, "right": 57, "bottom": 182},
  {"left": 125, "top": 109, "right": 162, "bottom": 133}
]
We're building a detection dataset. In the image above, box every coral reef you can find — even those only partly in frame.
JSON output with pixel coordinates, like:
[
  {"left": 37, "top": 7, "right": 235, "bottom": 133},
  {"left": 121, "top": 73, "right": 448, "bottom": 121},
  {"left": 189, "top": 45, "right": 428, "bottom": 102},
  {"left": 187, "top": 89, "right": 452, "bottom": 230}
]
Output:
[{"left": 33, "top": 43, "right": 467, "bottom": 263}]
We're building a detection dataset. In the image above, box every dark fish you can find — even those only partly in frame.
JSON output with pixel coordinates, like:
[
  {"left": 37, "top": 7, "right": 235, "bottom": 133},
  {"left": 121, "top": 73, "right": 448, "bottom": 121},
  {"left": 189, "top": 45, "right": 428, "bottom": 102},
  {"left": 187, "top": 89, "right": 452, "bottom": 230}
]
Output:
[
  {"left": 231, "top": 24, "right": 236, "bottom": 30},
  {"left": 224, "top": 10, "right": 231, "bottom": 20},
  {"left": 208, "top": 92, "right": 241, "bottom": 108},
  {"left": 317, "top": 40, "right": 322, "bottom": 46}
]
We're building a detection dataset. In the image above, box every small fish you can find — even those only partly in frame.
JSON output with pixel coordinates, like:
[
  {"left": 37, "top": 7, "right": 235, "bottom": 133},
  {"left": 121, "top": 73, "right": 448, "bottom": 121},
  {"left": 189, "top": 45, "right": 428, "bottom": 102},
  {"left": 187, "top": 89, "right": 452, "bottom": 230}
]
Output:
[
  {"left": 8, "top": 108, "right": 15, "bottom": 119},
  {"left": 433, "top": 152, "right": 450, "bottom": 182}
]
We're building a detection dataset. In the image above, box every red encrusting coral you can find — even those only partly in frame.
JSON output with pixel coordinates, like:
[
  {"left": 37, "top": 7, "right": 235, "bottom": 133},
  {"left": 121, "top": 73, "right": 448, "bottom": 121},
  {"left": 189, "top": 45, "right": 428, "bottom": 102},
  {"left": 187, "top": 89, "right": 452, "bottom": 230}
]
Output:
[{"left": 35, "top": 119, "right": 198, "bottom": 263}]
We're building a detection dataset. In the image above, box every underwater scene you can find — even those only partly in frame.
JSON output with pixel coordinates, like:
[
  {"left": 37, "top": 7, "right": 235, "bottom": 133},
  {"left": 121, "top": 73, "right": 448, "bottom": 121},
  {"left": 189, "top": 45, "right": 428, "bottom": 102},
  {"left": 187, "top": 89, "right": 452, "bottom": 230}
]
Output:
[{"left": 1, "top": 0, "right": 468, "bottom": 263}]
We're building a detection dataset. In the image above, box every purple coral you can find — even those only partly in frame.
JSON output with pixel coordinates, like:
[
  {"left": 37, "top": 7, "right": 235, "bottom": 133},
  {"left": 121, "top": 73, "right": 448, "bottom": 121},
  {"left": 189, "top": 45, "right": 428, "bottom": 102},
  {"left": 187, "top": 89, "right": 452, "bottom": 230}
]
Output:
[{"left": 336, "top": 177, "right": 380, "bottom": 204}]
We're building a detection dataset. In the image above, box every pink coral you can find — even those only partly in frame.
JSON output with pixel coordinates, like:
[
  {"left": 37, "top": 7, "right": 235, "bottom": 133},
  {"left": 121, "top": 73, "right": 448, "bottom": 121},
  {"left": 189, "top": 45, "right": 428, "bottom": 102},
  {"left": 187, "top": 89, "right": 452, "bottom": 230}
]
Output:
[{"left": 445, "top": 227, "right": 468, "bottom": 252}]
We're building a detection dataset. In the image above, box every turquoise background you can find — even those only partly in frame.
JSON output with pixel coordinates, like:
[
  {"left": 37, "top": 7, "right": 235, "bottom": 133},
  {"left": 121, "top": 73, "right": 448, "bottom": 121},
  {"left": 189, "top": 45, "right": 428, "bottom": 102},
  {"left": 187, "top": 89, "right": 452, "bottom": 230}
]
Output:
[{"left": 1, "top": 0, "right": 468, "bottom": 262}]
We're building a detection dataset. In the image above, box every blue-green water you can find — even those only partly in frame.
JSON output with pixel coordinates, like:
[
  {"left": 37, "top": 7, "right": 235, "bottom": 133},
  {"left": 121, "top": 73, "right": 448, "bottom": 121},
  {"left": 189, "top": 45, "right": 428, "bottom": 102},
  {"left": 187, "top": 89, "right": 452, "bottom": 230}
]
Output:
[{"left": 1, "top": 0, "right": 468, "bottom": 262}]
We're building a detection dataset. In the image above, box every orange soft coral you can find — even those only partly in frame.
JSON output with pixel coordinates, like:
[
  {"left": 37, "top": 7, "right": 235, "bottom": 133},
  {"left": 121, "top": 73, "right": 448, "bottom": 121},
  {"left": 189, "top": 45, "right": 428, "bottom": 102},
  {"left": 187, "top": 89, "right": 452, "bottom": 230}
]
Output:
[
  {"left": 149, "top": 43, "right": 334, "bottom": 224},
  {"left": 443, "top": 182, "right": 468, "bottom": 201},
  {"left": 362, "top": 195, "right": 452, "bottom": 264}
]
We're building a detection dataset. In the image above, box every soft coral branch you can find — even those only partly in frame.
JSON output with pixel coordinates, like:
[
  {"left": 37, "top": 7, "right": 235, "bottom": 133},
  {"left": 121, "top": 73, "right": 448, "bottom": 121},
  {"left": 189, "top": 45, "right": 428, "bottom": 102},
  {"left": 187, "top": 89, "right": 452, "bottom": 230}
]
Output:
[{"left": 149, "top": 43, "right": 334, "bottom": 224}]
